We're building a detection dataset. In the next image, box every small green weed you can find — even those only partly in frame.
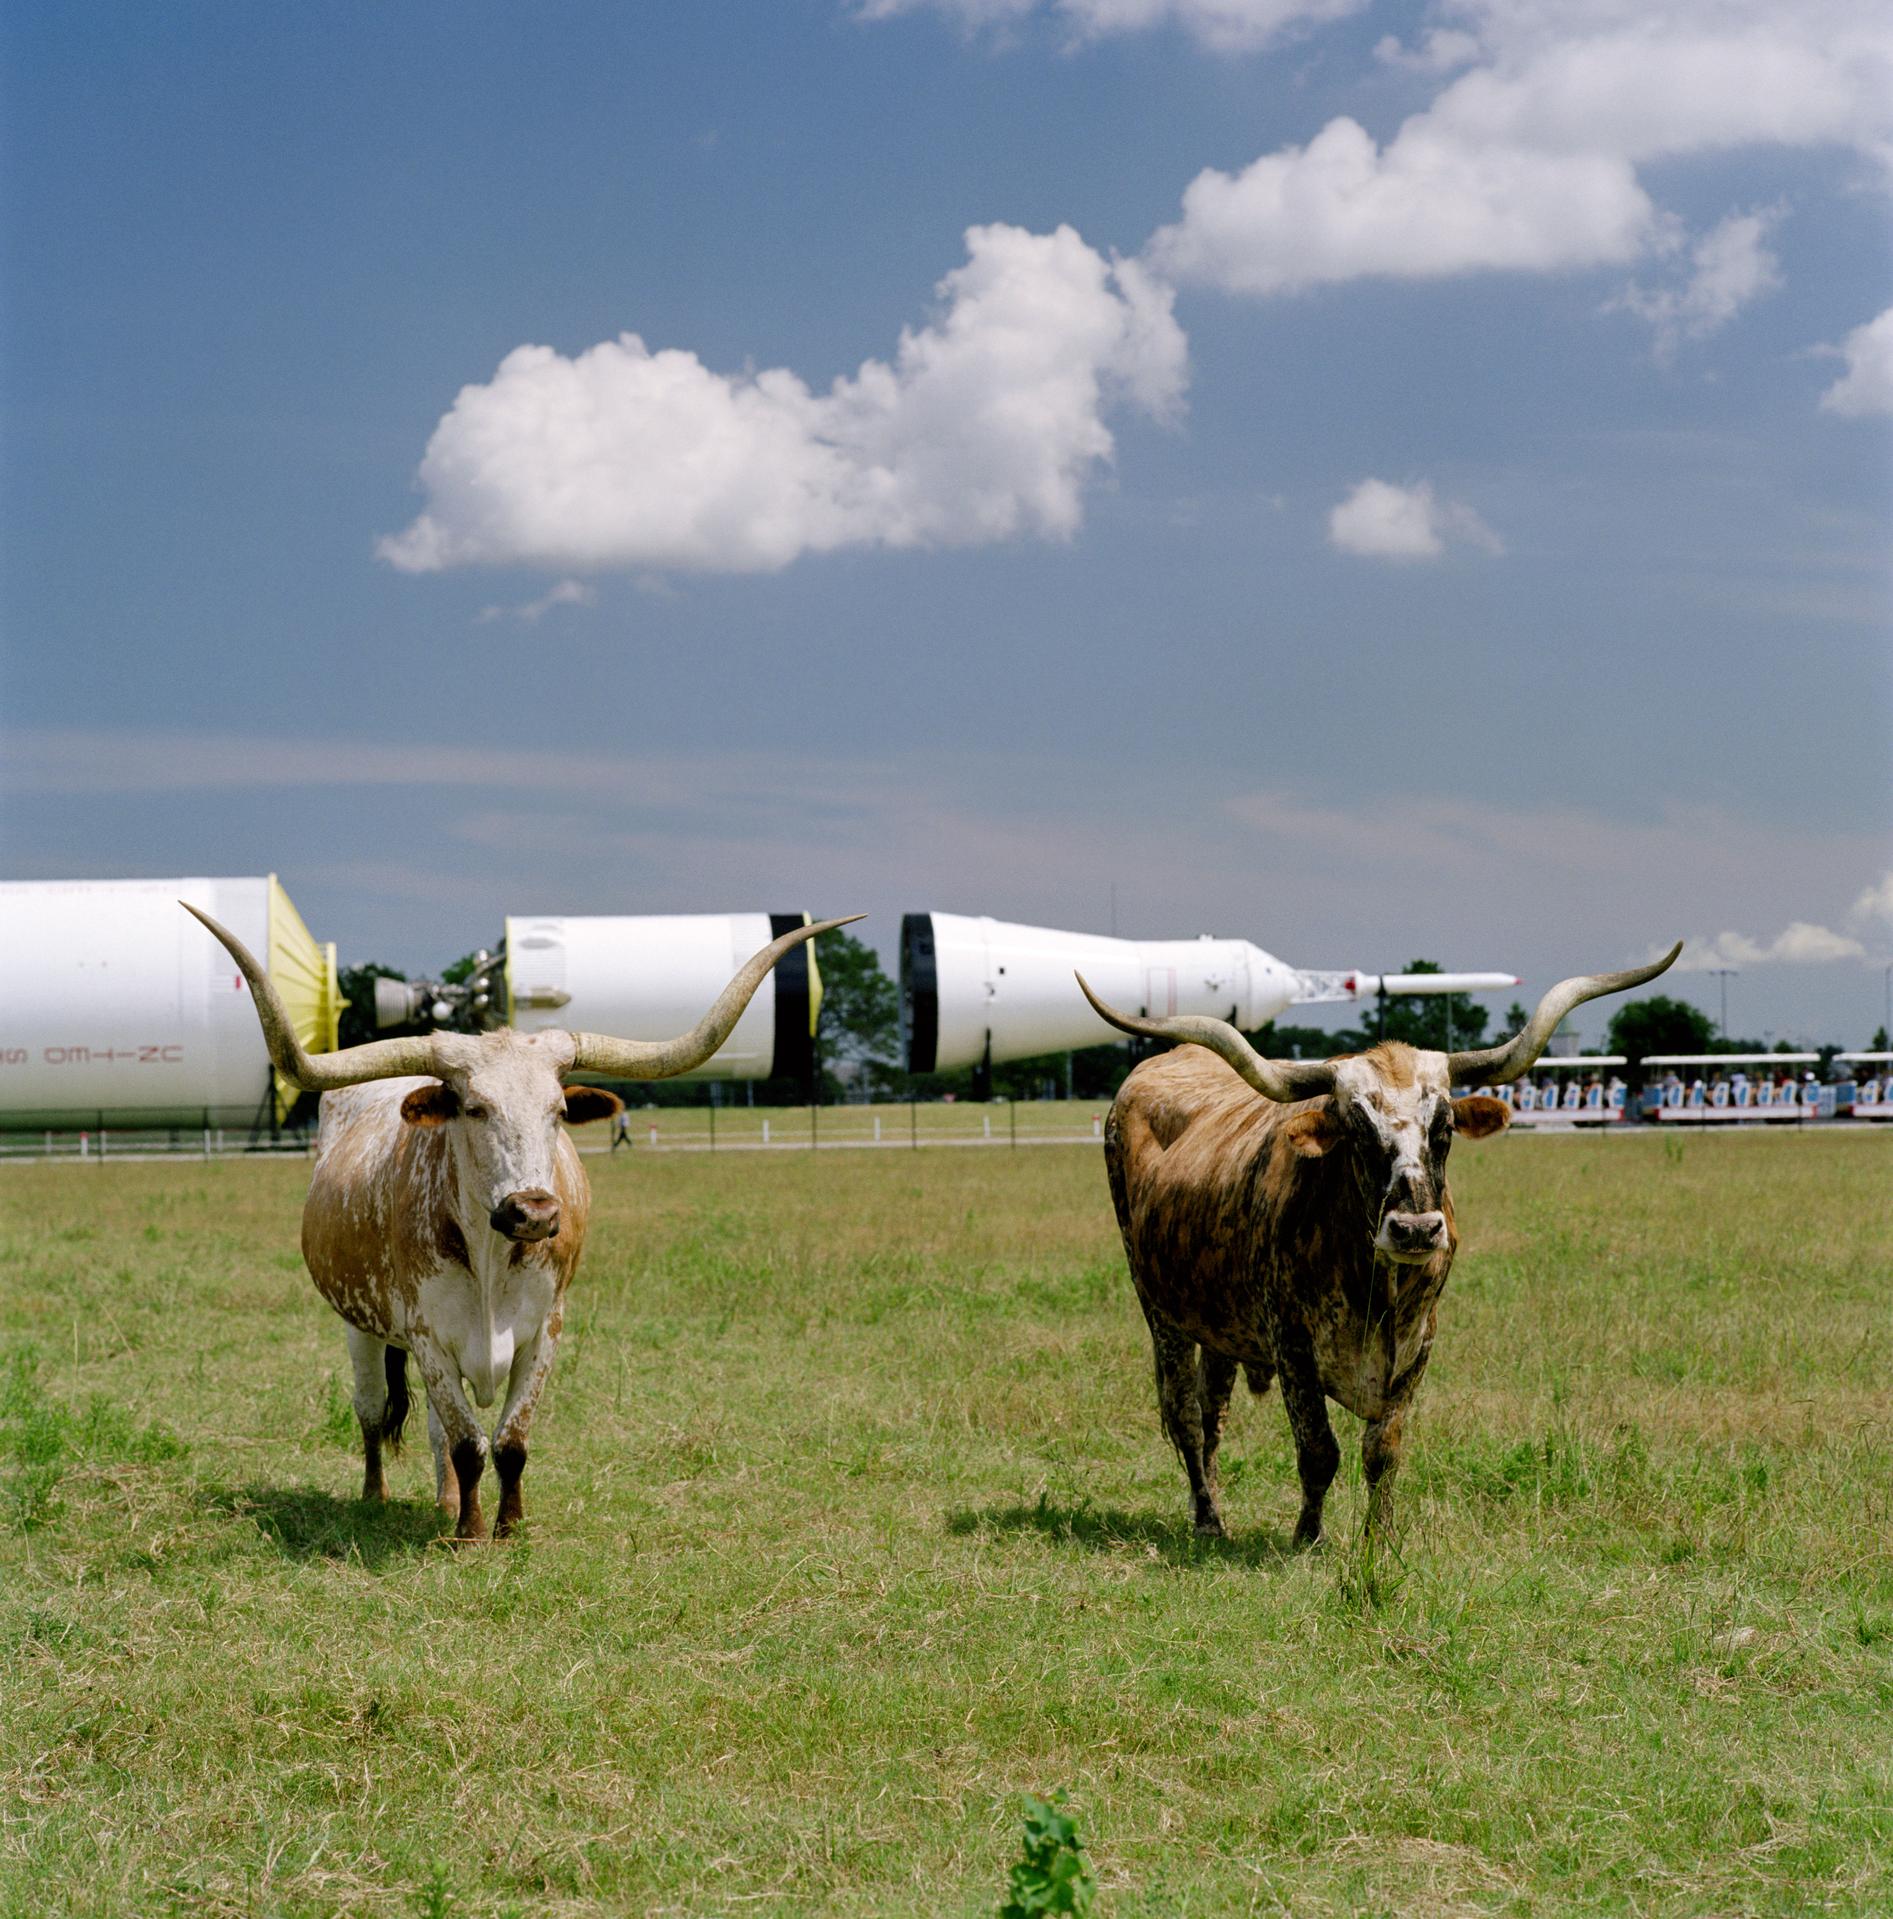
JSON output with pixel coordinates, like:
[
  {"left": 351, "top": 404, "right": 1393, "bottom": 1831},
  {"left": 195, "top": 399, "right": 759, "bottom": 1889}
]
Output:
[
  {"left": 408, "top": 1858, "right": 455, "bottom": 1919},
  {"left": 998, "top": 1791, "right": 1096, "bottom": 1918}
]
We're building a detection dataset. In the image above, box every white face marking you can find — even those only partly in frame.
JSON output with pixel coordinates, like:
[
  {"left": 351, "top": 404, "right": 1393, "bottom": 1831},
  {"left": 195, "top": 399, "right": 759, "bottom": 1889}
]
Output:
[
  {"left": 1333, "top": 1052, "right": 1455, "bottom": 1259},
  {"left": 430, "top": 1030, "right": 577, "bottom": 1214}
]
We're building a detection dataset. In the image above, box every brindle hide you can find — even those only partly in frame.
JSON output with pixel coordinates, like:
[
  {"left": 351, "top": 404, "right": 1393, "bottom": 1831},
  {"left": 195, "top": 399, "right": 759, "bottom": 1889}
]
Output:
[
  {"left": 302, "top": 1031, "right": 618, "bottom": 1542},
  {"left": 1104, "top": 1042, "right": 1508, "bottom": 1546}
]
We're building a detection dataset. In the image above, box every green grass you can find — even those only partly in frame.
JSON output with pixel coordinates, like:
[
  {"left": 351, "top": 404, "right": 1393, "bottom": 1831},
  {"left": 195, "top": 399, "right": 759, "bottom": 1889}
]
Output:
[{"left": 1, "top": 1132, "right": 1889, "bottom": 1916}]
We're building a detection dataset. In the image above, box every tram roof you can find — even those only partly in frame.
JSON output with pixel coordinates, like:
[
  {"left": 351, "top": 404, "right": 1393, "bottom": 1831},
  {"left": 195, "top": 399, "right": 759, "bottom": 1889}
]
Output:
[
  {"left": 1643, "top": 1053, "right": 1819, "bottom": 1066},
  {"left": 1835, "top": 1051, "right": 1893, "bottom": 1063},
  {"left": 1532, "top": 1055, "right": 1625, "bottom": 1067}
]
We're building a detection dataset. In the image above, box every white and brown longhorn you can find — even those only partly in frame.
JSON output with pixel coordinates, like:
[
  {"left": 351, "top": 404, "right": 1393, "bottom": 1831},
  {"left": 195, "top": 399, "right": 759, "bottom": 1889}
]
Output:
[
  {"left": 186, "top": 903, "right": 859, "bottom": 1542},
  {"left": 1078, "top": 942, "right": 1681, "bottom": 1547}
]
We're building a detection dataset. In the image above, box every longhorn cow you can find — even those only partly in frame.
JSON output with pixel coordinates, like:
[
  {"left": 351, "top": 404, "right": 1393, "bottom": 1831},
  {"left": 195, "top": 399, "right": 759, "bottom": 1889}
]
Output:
[
  {"left": 187, "top": 905, "right": 858, "bottom": 1541},
  {"left": 1078, "top": 944, "right": 1681, "bottom": 1547}
]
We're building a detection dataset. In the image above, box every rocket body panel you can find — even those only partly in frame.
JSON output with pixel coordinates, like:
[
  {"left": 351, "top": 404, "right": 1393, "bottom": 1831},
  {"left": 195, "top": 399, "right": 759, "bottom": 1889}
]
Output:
[
  {"left": 906, "top": 913, "right": 1302, "bottom": 1072},
  {"left": 506, "top": 912, "right": 811, "bottom": 1081},
  {"left": 0, "top": 877, "right": 305, "bottom": 1126}
]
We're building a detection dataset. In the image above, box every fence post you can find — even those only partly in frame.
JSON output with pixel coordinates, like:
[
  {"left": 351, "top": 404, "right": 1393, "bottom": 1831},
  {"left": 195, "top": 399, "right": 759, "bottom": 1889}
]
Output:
[
  {"left": 709, "top": 1100, "right": 716, "bottom": 1154},
  {"left": 811, "top": 1101, "right": 818, "bottom": 1153},
  {"left": 1010, "top": 1101, "right": 1017, "bottom": 1149},
  {"left": 873, "top": 1115, "right": 882, "bottom": 1144},
  {"left": 763, "top": 1118, "right": 771, "bottom": 1145},
  {"left": 910, "top": 1101, "right": 918, "bottom": 1150}
]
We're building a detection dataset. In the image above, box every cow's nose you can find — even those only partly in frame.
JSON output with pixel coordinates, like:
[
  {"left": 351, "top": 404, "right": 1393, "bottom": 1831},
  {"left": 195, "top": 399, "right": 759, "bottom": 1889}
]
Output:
[
  {"left": 490, "top": 1189, "right": 560, "bottom": 1242},
  {"left": 1383, "top": 1210, "right": 1448, "bottom": 1259}
]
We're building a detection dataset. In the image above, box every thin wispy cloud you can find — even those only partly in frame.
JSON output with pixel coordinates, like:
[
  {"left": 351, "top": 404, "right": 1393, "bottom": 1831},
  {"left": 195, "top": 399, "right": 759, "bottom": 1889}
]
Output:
[
  {"left": 1673, "top": 924, "right": 1867, "bottom": 970},
  {"left": 475, "top": 579, "right": 597, "bottom": 623},
  {"left": 1612, "top": 206, "right": 1785, "bottom": 361},
  {"left": 853, "top": 0, "right": 1363, "bottom": 54}
]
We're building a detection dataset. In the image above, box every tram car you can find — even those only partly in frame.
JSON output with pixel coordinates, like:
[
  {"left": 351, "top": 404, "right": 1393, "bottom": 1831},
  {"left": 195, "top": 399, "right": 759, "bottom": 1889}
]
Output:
[
  {"left": 1470, "top": 1056, "right": 1628, "bottom": 1126},
  {"left": 1832, "top": 1052, "right": 1893, "bottom": 1120},
  {"left": 1639, "top": 1054, "right": 1830, "bottom": 1123}
]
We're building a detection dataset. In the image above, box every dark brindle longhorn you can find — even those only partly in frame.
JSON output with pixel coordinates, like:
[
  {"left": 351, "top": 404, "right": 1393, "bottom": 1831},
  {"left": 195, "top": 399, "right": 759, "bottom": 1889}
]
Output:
[{"left": 1081, "top": 943, "right": 1681, "bottom": 1546}]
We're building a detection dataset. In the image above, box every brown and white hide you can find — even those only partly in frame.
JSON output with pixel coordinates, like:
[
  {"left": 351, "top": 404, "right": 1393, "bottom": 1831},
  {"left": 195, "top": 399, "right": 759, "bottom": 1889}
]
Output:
[{"left": 303, "top": 1030, "right": 619, "bottom": 1541}]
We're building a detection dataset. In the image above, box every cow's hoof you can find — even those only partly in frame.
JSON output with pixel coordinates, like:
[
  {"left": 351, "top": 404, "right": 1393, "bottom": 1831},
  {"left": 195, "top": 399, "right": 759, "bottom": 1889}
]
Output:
[{"left": 1193, "top": 1516, "right": 1227, "bottom": 1541}]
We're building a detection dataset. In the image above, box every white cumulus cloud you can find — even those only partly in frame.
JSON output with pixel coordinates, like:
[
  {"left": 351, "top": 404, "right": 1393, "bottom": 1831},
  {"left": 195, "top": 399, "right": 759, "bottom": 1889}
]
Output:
[
  {"left": 1818, "top": 307, "right": 1893, "bottom": 417},
  {"left": 379, "top": 223, "right": 1186, "bottom": 576},
  {"left": 1150, "top": 116, "right": 1655, "bottom": 293},
  {"left": 1613, "top": 205, "right": 1784, "bottom": 358},
  {"left": 1327, "top": 478, "right": 1503, "bottom": 561},
  {"left": 1148, "top": 1, "right": 1892, "bottom": 297}
]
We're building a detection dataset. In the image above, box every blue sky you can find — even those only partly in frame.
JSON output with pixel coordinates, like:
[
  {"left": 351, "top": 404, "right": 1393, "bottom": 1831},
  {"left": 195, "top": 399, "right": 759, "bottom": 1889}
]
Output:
[{"left": 4, "top": 0, "right": 1890, "bottom": 1047}]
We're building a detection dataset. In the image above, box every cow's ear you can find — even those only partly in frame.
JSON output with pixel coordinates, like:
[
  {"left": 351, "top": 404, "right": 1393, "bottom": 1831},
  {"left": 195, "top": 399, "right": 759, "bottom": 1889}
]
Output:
[
  {"left": 400, "top": 1081, "right": 460, "bottom": 1126},
  {"left": 1282, "top": 1099, "right": 1344, "bottom": 1158},
  {"left": 1452, "top": 1094, "right": 1511, "bottom": 1139},
  {"left": 561, "top": 1085, "right": 624, "bottom": 1125}
]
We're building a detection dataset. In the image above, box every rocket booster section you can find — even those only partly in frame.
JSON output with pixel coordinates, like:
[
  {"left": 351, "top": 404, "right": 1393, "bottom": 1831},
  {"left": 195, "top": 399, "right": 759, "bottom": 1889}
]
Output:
[{"left": 901, "top": 912, "right": 1519, "bottom": 1073}]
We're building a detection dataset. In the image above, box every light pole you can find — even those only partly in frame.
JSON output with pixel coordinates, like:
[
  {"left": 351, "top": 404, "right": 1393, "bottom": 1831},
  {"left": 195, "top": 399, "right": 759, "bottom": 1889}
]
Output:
[{"left": 1708, "top": 967, "right": 1737, "bottom": 1039}]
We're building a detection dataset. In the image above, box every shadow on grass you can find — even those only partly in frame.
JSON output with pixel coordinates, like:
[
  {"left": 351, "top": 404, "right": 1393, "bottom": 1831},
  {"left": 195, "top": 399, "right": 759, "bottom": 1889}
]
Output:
[
  {"left": 947, "top": 1494, "right": 1294, "bottom": 1567},
  {"left": 200, "top": 1483, "right": 447, "bottom": 1565}
]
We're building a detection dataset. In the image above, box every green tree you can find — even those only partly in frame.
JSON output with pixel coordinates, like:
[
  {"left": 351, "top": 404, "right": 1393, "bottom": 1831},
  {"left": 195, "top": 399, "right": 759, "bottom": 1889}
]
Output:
[
  {"left": 814, "top": 928, "right": 902, "bottom": 1098},
  {"left": 1244, "top": 1019, "right": 1367, "bottom": 1061},
  {"left": 1607, "top": 995, "right": 1714, "bottom": 1078},
  {"left": 337, "top": 964, "right": 419, "bottom": 1049}
]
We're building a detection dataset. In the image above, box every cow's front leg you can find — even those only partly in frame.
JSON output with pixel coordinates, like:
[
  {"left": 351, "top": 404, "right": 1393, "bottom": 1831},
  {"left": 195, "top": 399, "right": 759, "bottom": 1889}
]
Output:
[
  {"left": 345, "top": 1325, "right": 394, "bottom": 1502},
  {"left": 1197, "top": 1347, "right": 1239, "bottom": 1521},
  {"left": 1278, "top": 1366, "right": 1340, "bottom": 1549},
  {"left": 410, "top": 1344, "right": 488, "bottom": 1542},
  {"left": 490, "top": 1313, "right": 562, "bottom": 1541},
  {"left": 1146, "top": 1310, "right": 1224, "bottom": 1537},
  {"left": 426, "top": 1400, "right": 459, "bottom": 1520},
  {"left": 1362, "top": 1406, "right": 1408, "bottom": 1538},
  {"left": 1365, "top": 1345, "right": 1431, "bottom": 1539}
]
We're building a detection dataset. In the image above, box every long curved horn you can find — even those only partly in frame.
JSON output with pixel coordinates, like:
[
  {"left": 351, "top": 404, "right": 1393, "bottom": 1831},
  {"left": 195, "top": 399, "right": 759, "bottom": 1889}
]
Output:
[
  {"left": 570, "top": 915, "right": 864, "bottom": 1080},
  {"left": 182, "top": 903, "right": 438, "bottom": 1090},
  {"left": 1447, "top": 941, "right": 1683, "bottom": 1085},
  {"left": 1074, "top": 972, "right": 1336, "bottom": 1103}
]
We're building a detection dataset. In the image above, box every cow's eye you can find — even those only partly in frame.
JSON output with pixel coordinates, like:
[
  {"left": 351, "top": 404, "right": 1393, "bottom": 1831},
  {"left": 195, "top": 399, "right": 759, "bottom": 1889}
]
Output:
[{"left": 465, "top": 1105, "right": 489, "bottom": 1121}]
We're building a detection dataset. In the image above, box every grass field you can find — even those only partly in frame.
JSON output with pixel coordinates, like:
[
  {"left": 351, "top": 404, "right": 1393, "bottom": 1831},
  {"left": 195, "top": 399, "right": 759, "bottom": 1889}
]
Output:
[{"left": 2, "top": 1131, "right": 1889, "bottom": 1917}]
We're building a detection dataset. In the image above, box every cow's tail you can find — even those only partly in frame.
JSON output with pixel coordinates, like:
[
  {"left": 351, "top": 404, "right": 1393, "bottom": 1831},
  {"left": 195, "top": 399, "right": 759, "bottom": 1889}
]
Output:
[
  {"left": 381, "top": 1345, "right": 411, "bottom": 1451},
  {"left": 1243, "top": 1362, "right": 1275, "bottom": 1398}
]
